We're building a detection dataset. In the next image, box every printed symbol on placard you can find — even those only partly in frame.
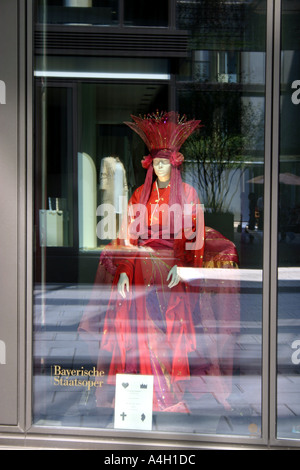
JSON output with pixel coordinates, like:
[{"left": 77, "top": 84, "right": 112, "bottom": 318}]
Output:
[
  {"left": 141, "top": 413, "right": 146, "bottom": 422},
  {"left": 122, "top": 382, "right": 129, "bottom": 389},
  {"left": 120, "top": 412, "right": 127, "bottom": 421}
]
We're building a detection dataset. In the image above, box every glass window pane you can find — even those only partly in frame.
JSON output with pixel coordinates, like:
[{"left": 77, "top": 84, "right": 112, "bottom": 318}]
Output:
[
  {"left": 176, "top": 0, "right": 266, "bottom": 437},
  {"left": 277, "top": 0, "right": 300, "bottom": 440},
  {"left": 33, "top": 0, "right": 267, "bottom": 440}
]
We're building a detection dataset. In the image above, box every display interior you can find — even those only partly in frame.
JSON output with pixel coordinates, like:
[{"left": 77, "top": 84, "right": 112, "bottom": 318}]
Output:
[{"left": 33, "top": 0, "right": 274, "bottom": 439}]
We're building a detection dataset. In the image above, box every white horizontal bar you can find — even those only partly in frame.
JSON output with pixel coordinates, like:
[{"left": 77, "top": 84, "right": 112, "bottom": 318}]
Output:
[
  {"left": 177, "top": 267, "right": 263, "bottom": 283},
  {"left": 34, "top": 71, "right": 170, "bottom": 80},
  {"left": 178, "top": 267, "right": 300, "bottom": 283}
]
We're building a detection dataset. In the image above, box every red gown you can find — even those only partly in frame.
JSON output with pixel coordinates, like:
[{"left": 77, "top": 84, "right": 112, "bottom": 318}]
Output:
[{"left": 79, "top": 181, "right": 240, "bottom": 412}]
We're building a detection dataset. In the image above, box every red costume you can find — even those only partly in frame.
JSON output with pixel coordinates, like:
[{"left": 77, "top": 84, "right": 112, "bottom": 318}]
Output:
[{"left": 79, "top": 112, "right": 240, "bottom": 413}]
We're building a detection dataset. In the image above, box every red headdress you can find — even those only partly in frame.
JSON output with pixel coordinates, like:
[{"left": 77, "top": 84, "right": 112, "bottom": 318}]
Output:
[{"left": 124, "top": 111, "right": 201, "bottom": 206}]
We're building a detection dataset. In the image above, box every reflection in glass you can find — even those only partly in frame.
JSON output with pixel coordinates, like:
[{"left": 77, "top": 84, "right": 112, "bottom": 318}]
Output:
[
  {"left": 277, "top": 0, "right": 300, "bottom": 441},
  {"left": 33, "top": 0, "right": 267, "bottom": 439}
]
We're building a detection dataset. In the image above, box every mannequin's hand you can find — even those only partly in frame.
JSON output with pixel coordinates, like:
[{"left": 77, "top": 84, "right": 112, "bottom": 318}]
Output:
[
  {"left": 118, "top": 273, "right": 130, "bottom": 299},
  {"left": 167, "top": 265, "right": 181, "bottom": 289}
]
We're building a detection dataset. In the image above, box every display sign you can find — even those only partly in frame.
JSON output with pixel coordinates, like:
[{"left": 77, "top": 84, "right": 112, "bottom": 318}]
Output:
[
  {"left": 114, "top": 374, "right": 154, "bottom": 431},
  {"left": 0, "top": 0, "right": 19, "bottom": 426}
]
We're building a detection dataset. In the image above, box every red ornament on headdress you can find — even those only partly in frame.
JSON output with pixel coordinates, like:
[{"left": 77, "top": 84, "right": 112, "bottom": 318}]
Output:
[{"left": 124, "top": 111, "right": 202, "bottom": 206}]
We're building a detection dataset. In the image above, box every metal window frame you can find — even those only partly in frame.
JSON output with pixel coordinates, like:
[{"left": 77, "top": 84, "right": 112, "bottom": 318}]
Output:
[
  {"left": 0, "top": 0, "right": 299, "bottom": 450},
  {"left": 269, "top": 0, "right": 281, "bottom": 447},
  {"left": 0, "top": 0, "right": 20, "bottom": 432},
  {"left": 268, "top": 0, "right": 300, "bottom": 449}
]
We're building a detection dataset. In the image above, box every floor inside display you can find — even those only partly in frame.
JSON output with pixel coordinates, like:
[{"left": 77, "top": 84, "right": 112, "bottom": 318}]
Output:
[{"left": 32, "top": 281, "right": 300, "bottom": 439}]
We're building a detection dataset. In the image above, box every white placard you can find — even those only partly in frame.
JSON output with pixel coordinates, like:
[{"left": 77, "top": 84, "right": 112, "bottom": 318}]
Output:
[{"left": 114, "top": 374, "right": 154, "bottom": 431}]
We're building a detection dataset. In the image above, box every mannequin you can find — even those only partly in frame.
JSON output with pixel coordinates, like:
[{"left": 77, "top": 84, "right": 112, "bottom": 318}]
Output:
[
  {"left": 99, "top": 155, "right": 128, "bottom": 238},
  {"left": 118, "top": 157, "right": 180, "bottom": 298},
  {"left": 96, "top": 112, "right": 206, "bottom": 411},
  {"left": 79, "top": 112, "right": 240, "bottom": 413}
]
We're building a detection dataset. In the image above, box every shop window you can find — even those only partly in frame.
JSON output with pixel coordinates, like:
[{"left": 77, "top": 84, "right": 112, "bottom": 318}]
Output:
[{"left": 33, "top": 0, "right": 268, "bottom": 441}]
